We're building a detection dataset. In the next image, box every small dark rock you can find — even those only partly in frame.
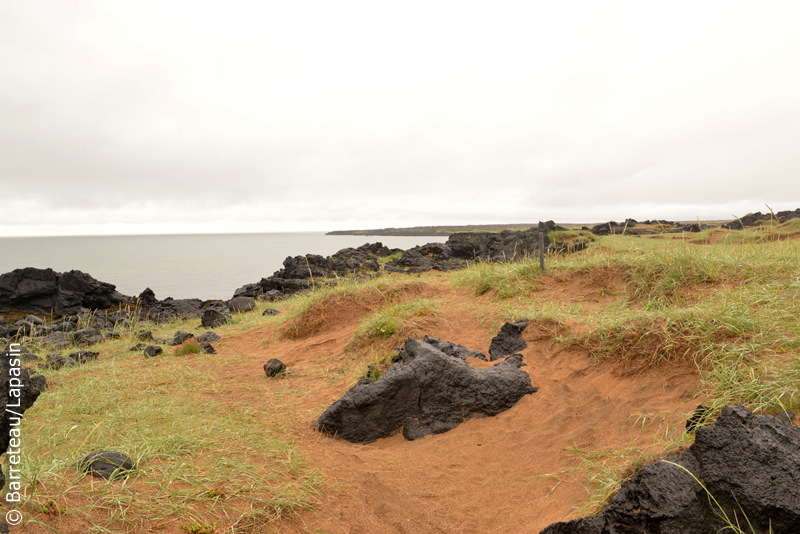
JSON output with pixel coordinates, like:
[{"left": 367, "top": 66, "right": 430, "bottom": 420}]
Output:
[
  {"left": 685, "top": 404, "right": 711, "bottom": 433},
  {"left": 262, "top": 308, "right": 281, "bottom": 316},
  {"left": 42, "top": 355, "right": 77, "bottom": 370},
  {"left": 488, "top": 319, "right": 529, "bottom": 361},
  {"left": 264, "top": 358, "right": 286, "bottom": 377},
  {"left": 195, "top": 331, "right": 221, "bottom": 343},
  {"left": 228, "top": 296, "right": 256, "bottom": 312},
  {"left": 201, "top": 309, "right": 230, "bottom": 328},
  {"left": 24, "top": 314, "right": 44, "bottom": 326},
  {"left": 168, "top": 331, "right": 194, "bottom": 346},
  {"left": 20, "top": 351, "right": 42, "bottom": 363},
  {"left": 134, "top": 330, "right": 154, "bottom": 341},
  {"left": 264, "top": 289, "right": 285, "bottom": 301},
  {"left": 71, "top": 327, "right": 104, "bottom": 346},
  {"left": 200, "top": 342, "right": 216, "bottom": 354},
  {"left": 143, "top": 345, "right": 163, "bottom": 358},
  {"left": 129, "top": 343, "right": 146, "bottom": 352},
  {"left": 68, "top": 350, "right": 99, "bottom": 364},
  {"left": 75, "top": 450, "right": 135, "bottom": 479}
]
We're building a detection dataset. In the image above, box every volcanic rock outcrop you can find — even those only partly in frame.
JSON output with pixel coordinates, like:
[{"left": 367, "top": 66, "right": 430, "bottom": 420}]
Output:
[
  {"left": 540, "top": 404, "right": 800, "bottom": 534},
  {"left": 385, "top": 222, "right": 563, "bottom": 274},
  {"left": 316, "top": 336, "right": 537, "bottom": 443},
  {"left": 721, "top": 209, "right": 800, "bottom": 229},
  {"left": 236, "top": 242, "right": 400, "bottom": 300},
  {"left": 0, "top": 268, "right": 133, "bottom": 316},
  {"left": 588, "top": 218, "right": 705, "bottom": 236}
]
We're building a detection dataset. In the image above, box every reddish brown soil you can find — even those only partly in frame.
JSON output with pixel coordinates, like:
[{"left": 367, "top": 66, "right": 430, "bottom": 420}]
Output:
[{"left": 18, "top": 276, "right": 703, "bottom": 534}]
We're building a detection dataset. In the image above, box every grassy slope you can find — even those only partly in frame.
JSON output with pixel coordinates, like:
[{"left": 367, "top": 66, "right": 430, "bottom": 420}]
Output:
[{"left": 12, "top": 221, "right": 800, "bottom": 532}]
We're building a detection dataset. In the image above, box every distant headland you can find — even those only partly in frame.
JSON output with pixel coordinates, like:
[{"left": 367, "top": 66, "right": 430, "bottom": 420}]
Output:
[{"left": 327, "top": 223, "right": 548, "bottom": 236}]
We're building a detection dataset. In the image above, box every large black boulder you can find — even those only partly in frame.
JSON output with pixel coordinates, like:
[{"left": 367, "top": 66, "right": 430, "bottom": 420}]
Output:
[
  {"left": 316, "top": 337, "right": 537, "bottom": 443},
  {"left": 540, "top": 404, "right": 800, "bottom": 534}
]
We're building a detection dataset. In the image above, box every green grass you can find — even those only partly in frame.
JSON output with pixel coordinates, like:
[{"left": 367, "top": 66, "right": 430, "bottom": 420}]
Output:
[
  {"left": 354, "top": 298, "right": 437, "bottom": 340},
  {"left": 174, "top": 339, "right": 203, "bottom": 356},
  {"left": 14, "top": 301, "right": 323, "bottom": 532}
]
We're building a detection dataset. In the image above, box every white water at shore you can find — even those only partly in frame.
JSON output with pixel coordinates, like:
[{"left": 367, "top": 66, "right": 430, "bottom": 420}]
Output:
[{"left": 0, "top": 233, "right": 447, "bottom": 300}]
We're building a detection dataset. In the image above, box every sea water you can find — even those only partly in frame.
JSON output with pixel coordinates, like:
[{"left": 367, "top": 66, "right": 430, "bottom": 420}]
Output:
[{"left": 0, "top": 233, "right": 447, "bottom": 300}]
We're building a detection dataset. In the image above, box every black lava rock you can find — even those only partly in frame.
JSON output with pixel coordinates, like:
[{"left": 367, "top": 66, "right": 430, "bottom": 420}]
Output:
[
  {"left": 264, "top": 358, "right": 286, "bottom": 377},
  {"left": 488, "top": 319, "right": 529, "bottom": 361},
  {"left": 316, "top": 337, "right": 537, "bottom": 443},
  {"left": 75, "top": 451, "right": 135, "bottom": 480},
  {"left": 143, "top": 345, "right": 163, "bottom": 358},
  {"left": 540, "top": 404, "right": 800, "bottom": 534},
  {"left": 685, "top": 404, "right": 711, "bottom": 433},
  {"left": 228, "top": 296, "right": 256, "bottom": 312},
  {"left": 195, "top": 331, "right": 221, "bottom": 343},
  {"left": 168, "top": 331, "right": 195, "bottom": 346},
  {"left": 201, "top": 309, "right": 230, "bottom": 328}
]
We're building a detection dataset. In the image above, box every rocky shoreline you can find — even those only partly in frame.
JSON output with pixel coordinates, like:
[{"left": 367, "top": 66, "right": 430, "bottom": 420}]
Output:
[{"left": 0, "top": 222, "right": 569, "bottom": 332}]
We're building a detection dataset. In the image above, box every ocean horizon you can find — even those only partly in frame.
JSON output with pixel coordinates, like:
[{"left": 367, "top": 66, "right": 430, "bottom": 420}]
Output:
[{"left": 0, "top": 232, "right": 447, "bottom": 301}]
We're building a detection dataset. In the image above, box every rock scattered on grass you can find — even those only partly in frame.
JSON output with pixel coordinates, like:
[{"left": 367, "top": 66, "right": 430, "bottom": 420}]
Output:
[
  {"left": 195, "top": 331, "right": 220, "bottom": 343},
  {"left": 262, "top": 308, "right": 281, "bottom": 316},
  {"left": 75, "top": 451, "right": 135, "bottom": 480},
  {"left": 135, "top": 330, "right": 154, "bottom": 341},
  {"left": 68, "top": 350, "right": 99, "bottom": 364},
  {"left": 201, "top": 309, "right": 230, "bottom": 328},
  {"left": 143, "top": 345, "right": 163, "bottom": 358},
  {"left": 264, "top": 358, "right": 286, "bottom": 377},
  {"left": 168, "top": 331, "right": 194, "bottom": 346},
  {"left": 228, "top": 296, "right": 255, "bottom": 312}
]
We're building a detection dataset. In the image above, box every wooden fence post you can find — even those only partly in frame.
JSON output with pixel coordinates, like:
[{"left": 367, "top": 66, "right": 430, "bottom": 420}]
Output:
[{"left": 539, "top": 231, "right": 545, "bottom": 272}]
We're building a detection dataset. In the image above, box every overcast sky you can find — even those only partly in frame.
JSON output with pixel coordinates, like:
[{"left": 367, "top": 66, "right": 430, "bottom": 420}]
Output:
[{"left": 1, "top": 1, "right": 798, "bottom": 236}]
